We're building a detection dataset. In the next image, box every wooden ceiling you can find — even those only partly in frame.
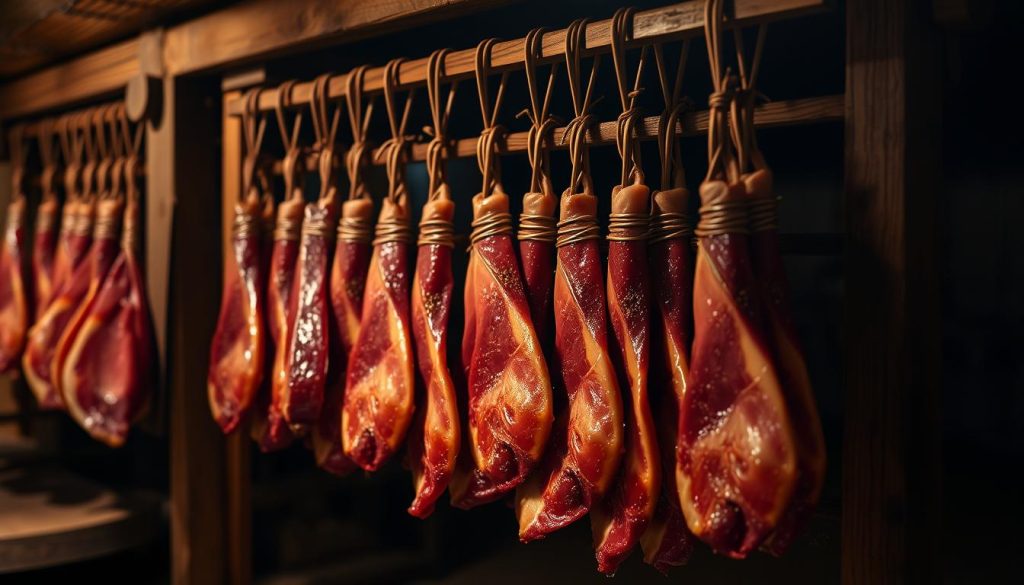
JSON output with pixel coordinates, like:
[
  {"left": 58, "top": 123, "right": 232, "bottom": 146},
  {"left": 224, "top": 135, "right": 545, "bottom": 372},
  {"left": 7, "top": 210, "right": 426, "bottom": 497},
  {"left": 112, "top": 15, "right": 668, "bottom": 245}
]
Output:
[{"left": 0, "top": 0, "right": 221, "bottom": 80}]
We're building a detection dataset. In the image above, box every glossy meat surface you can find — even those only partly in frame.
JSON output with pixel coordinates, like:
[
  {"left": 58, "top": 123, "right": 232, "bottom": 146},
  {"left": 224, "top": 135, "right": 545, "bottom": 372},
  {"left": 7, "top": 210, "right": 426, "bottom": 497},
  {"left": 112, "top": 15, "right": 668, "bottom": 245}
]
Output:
[
  {"left": 679, "top": 179, "right": 797, "bottom": 557},
  {"left": 0, "top": 199, "right": 27, "bottom": 374},
  {"left": 407, "top": 197, "right": 460, "bottom": 518},
  {"left": 451, "top": 192, "right": 552, "bottom": 509},
  {"left": 314, "top": 199, "right": 373, "bottom": 474},
  {"left": 32, "top": 200, "right": 59, "bottom": 319},
  {"left": 592, "top": 184, "right": 660, "bottom": 574},
  {"left": 60, "top": 199, "right": 153, "bottom": 446},
  {"left": 639, "top": 187, "right": 697, "bottom": 572},
  {"left": 282, "top": 203, "right": 335, "bottom": 430},
  {"left": 743, "top": 170, "right": 826, "bottom": 555},
  {"left": 517, "top": 192, "right": 622, "bottom": 541},
  {"left": 342, "top": 198, "right": 415, "bottom": 471},
  {"left": 518, "top": 186, "right": 557, "bottom": 337},
  {"left": 208, "top": 199, "right": 266, "bottom": 433}
]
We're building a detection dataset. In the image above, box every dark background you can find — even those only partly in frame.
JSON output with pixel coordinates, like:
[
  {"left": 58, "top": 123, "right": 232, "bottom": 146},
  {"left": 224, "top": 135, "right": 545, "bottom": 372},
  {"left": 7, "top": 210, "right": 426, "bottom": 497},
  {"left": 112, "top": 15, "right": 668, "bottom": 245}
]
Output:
[{"left": 4, "top": 0, "right": 1022, "bottom": 583}]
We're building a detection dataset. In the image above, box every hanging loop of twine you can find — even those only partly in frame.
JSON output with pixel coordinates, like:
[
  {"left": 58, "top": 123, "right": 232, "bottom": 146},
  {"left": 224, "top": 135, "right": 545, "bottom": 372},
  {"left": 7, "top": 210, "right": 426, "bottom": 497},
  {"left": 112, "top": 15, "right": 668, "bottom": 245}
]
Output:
[
  {"left": 425, "top": 48, "right": 458, "bottom": 198},
  {"left": 610, "top": 7, "right": 648, "bottom": 188},
  {"left": 344, "top": 65, "right": 375, "bottom": 201},
  {"left": 373, "top": 58, "right": 415, "bottom": 246},
  {"left": 274, "top": 80, "right": 305, "bottom": 201},
  {"left": 652, "top": 40, "right": 690, "bottom": 191},
  {"left": 562, "top": 18, "right": 601, "bottom": 197},
  {"left": 241, "top": 88, "right": 268, "bottom": 203},
  {"left": 310, "top": 73, "right": 341, "bottom": 206},
  {"left": 474, "top": 38, "right": 510, "bottom": 199}
]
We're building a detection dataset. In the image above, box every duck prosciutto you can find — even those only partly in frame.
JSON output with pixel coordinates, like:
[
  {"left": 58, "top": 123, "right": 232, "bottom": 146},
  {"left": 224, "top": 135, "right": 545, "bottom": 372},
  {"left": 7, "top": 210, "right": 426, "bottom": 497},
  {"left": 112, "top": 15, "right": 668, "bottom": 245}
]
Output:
[
  {"left": 452, "top": 41, "right": 552, "bottom": 509},
  {"left": 406, "top": 51, "right": 460, "bottom": 518},
  {"left": 313, "top": 67, "right": 372, "bottom": 475},
  {"left": 208, "top": 91, "right": 268, "bottom": 433},
  {"left": 677, "top": 2, "right": 798, "bottom": 556},
  {"left": 639, "top": 42, "right": 697, "bottom": 573},
  {"left": 518, "top": 21, "right": 621, "bottom": 540},
  {"left": 23, "top": 116, "right": 99, "bottom": 408},
  {"left": 591, "top": 16, "right": 661, "bottom": 574},
  {"left": 60, "top": 154, "right": 154, "bottom": 446},
  {"left": 342, "top": 59, "right": 415, "bottom": 472}
]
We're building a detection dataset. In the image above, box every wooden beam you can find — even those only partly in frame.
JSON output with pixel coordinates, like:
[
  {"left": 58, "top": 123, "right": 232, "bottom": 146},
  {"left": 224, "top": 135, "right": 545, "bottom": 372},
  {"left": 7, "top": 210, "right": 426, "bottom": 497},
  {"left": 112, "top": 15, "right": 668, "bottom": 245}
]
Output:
[
  {"left": 225, "top": 0, "right": 828, "bottom": 115},
  {"left": 167, "top": 75, "right": 231, "bottom": 585},
  {"left": 842, "top": 0, "right": 942, "bottom": 583},
  {"left": 0, "top": 40, "right": 139, "bottom": 120},
  {"left": 270, "top": 94, "right": 843, "bottom": 172}
]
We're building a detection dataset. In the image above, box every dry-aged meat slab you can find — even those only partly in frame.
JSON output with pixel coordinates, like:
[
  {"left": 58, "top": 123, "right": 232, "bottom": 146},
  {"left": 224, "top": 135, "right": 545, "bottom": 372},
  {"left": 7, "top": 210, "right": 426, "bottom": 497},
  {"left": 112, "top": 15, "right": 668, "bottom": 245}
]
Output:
[
  {"left": 33, "top": 123, "right": 61, "bottom": 318},
  {"left": 343, "top": 60, "right": 416, "bottom": 472},
  {"left": 314, "top": 66, "right": 373, "bottom": 474},
  {"left": 0, "top": 198, "right": 27, "bottom": 375},
  {"left": 407, "top": 51, "right": 460, "bottom": 517},
  {"left": 518, "top": 20, "right": 621, "bottom": 540},
  {"left": 209, "top": 90, "right": 268, "bottom": 433},
  {"left": 452, "top": 41, "right": 552, "bottom": 509},
  {"left": 61, "top": 155, "right": 154, "bottom": 447},
  {"left": 591, "top": 14, "right": 661, "bottom": 573},
  {"left": 677, "top": 3, "right": 798, "bottom": 556}
]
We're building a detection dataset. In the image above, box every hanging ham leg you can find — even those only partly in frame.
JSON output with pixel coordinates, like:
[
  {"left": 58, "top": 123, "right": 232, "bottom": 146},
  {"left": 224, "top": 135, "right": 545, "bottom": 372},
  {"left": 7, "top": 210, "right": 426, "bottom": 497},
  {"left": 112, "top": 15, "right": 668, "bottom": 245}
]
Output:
[
  {"left": 0, "top": 198, "right": 27, "bottom": 374},
  {"left": 60, "top": 191, "right": 154, "bottom": 446},
  {"left": 208, "top": 196, "right": 266, "bottom": 433},
  {"left": 517, "top": 177, "right": 557, "bottom": 336},
  {"left": 281, "top": 201, "right": 336, "bottom": 430},
  {"left": 743, "top": 169, "right": 826, "bottom": 555},
  {"left": 450, "top": 191, "right": 552, "bottom": 509},
  {"left": 517, "top": 190, "right": 622, "bottom": 540},
  {"left": 251, "top": 197, "right": 303, "bottom": 449},
  {"left": 51, "top": 199, "right": 124, "bottom": 406},
  {"left": 313, "top": 199, "right": 372, "bottom": 475},
  {"left": 591, "top": 183, "right": 660, "bottom": 574},
  {"left": 32, "top": 199, "right": 59, "bottom": 319},
  {"left": 342, "top": 196, "right": 415, "bottom": 471},
  {"left": 22, "top": 200, "right": 96, "bottom": 409},
  {"left": 679, "top": 178, "right": 797, "bottom": 557},
  {"left": 639, "top": 186, "right": 696, "bottom": 573},
  {"left": 407, "top": 188, "right": 460, "bottom": 518}
]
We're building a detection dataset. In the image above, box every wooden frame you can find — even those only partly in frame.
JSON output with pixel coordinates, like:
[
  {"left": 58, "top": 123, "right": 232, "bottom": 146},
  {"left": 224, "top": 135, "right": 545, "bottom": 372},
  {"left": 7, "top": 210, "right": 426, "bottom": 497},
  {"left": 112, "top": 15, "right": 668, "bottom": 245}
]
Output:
[{"left": 0, "top": 1, "right": 942, "bottom": 584}]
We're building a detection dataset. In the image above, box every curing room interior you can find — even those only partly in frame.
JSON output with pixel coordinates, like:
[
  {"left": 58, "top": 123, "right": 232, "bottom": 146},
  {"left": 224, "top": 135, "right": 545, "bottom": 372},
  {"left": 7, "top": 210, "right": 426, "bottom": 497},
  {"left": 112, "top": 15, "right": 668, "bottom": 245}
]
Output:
[{"left": 0, "top": 1, "right": 1020, "bottom": 584}]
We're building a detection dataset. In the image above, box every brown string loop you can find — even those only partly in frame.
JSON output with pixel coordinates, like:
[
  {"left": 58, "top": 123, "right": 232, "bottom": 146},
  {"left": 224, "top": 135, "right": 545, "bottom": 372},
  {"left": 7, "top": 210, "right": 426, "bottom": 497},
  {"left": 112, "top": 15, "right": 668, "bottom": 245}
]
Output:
[
  {"left": 241, "top": 88, "right": 268, "bottom": 203},
  {"left": 373, "top": 59, "right": 415, "bottom": 246},
  {"left": 695, "top": 198, "right": 748, "bottom": 237},
  {"left": 470, "top": 210, "right": 514, "bottom": 247},
  {"left": 59, "top": 114, "right": 84, "bottom": 203},
  {"left": 607, "top": 212, "right": 650, "bottom": 242},
  {"left": 474, "top": 38, "right": 510, "bottom": 199},
  {"left": 748, "top": 195, "right": 778, "bottom": 233},
  {"left": 520, "top": 27, "right": 560, "bottom": 194},
  {"left": 275, "top": 80, "right": 305, "bottom": 202},
  {"left": 704, "top": 0, "right": 737, "bottom": 183},
  {"left": 610, "top": 7, "right": 648, "bottom": 188},
  {"left": 80, "top": 112, "right": 99, "bottom": 203},
  {"left": 649, "top": 211, "right": 692, "bottom": 244},
  {"left": 731, "top": 24, "right": 768, "bottom": 173},
  {"left": 562, "top": 19, "right": 601, "bottom": 196},
  {"left": 425, "top": 49, "right": 458, "bottom": 197},
  {"left": 310, "top": 73, "right": 342, "bottom": 207},
  {"left": 345, "top": 65, "right": 376, "bottom": 201},
  {"left": 7, "top": 125, "right": 27, "bottom": 201},
  {"left": 652, "top": 41, "right": 690, "bottom": 191}
]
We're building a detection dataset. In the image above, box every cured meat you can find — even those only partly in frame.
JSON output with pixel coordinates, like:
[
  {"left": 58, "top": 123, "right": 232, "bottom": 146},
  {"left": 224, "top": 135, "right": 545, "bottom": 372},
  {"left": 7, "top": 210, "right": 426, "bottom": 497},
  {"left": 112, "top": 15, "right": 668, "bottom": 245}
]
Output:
[
  {"left": 518, "top": 21, "right": 619, "bottom": 540},
  {"left": 341, "top": 196, "right": 414, "bottom": 471},
  {"left": 517, "top": 179, "right": 557, "bottom": 335},
  {"left": 451, "top": 190, "right": 552, "bottom": 509},
  {"left": 591, "top": 183, "right": 660, "bottom": 575},
  {"left": 0, "top": 197, "right": 27, "bottom": 374},
  {"left": 314, "top": 199, "right": 371, "bottom": 474},
  {"left": 406, "top": 51, "right": 460, "bottom": 517},
  {"left": 516, "top": 189, "right": 623, "bottom": 540},
  {"left": 50, "top": 198, "right": 124, "bottom": 406},
  {"left": 33, "top": 125, "right": 61, "bottom": 317},
  {"left": 639, "top": 186, "right": 697, "bottom": 572},
  {"left": 743, "top": 169, "right": 826, "bottom": 555},
  {"left": 407, "top": 188, "right": 459, "bottom": 518},
  {"left": 207, "top": 195, "right": 266, "bottom": 433},
  {"left": 60, "top": 163, "right": 154, "bottom": 447}
]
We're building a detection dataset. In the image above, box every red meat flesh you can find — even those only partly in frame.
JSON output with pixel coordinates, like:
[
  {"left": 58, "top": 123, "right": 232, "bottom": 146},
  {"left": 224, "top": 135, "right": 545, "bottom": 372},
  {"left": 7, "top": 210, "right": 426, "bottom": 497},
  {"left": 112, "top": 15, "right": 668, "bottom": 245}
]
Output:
[{"left": 0, "top": 199, "right": 27, "bottom": 374}]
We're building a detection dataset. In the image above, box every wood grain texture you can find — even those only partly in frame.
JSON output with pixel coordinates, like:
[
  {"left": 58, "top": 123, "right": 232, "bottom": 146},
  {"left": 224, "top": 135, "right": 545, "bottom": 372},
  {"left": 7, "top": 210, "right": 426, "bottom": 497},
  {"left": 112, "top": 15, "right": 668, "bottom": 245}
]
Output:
[
  {"left": 0, "top": 40, "right": 139, "bottom": 119},
  {"left": 163, "top": 0, "right": 513, "bottom": 76},
  {"left": 226, "top": 0, "right": 827, "bottom": 115},
  {"left": 167, "top": 76, "right": 230, "bottom": 585},
  {"left": 842, "top": 0, "right": 941, "bottom": 583}
]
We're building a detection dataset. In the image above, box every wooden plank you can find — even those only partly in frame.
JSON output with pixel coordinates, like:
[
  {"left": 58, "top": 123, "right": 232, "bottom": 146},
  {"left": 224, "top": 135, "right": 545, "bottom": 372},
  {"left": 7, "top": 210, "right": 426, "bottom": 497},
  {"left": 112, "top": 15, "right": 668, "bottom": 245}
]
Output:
[
  {"left": 842, "top": 0, "right": 942, "bottom": 583},
  {"left": 0, "top": 40, "right": 139, "bottom": 119},
  {"left": 163, "top": 0, "right": 515, "bottom": 76},
  {"left": 226, "top": 0, "right": 828, "bottom": 115},
  {"left": 270, "top": 94, "right": 842, "bottom": 171},
  {"left": 167, "top": 75, "right": 230, "bottom": 585},
  {"left": 221, "top": 90, "right": 252, "bottom": 585}
]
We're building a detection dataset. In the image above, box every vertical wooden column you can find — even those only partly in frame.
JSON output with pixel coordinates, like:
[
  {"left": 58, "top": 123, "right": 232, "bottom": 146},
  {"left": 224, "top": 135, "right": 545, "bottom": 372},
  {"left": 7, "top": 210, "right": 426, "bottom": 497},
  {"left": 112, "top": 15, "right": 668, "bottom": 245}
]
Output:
[
  {"left": 843, "top": 1, "right": 942, "bottom": 583},
  {"left": 222, "top": 89, "right": 252, "bottom": 585},
  {"left": 163, "top": 75, "right": 234, "bottom": 585}
]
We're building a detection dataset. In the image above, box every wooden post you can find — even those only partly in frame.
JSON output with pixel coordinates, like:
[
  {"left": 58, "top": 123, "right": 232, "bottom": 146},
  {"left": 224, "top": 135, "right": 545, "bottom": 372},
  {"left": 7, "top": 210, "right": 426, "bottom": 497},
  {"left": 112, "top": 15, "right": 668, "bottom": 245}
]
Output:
[
  {"left": 843, "top": 1, "right": 942, "bottom": 583},
  {"left": 164, "top": 75, "right": 234, "bottom": 585}
]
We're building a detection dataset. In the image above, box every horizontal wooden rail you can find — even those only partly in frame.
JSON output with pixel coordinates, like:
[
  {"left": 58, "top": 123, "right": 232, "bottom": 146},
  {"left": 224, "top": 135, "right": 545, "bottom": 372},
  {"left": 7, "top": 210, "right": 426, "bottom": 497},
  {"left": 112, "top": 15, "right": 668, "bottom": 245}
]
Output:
[
  {"left": 225, "top": 0, "right": 827, "bottom": 116},
  {"left": 269, "top": 94, "right": 842, "bottom": 172}
]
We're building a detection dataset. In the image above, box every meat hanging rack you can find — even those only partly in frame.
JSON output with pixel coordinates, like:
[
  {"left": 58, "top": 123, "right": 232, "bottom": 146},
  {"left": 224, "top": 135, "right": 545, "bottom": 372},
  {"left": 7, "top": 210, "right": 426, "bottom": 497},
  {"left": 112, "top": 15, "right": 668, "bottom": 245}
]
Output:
[{"left": 223, "top": 0, "right": 842, "bottom": 167}]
